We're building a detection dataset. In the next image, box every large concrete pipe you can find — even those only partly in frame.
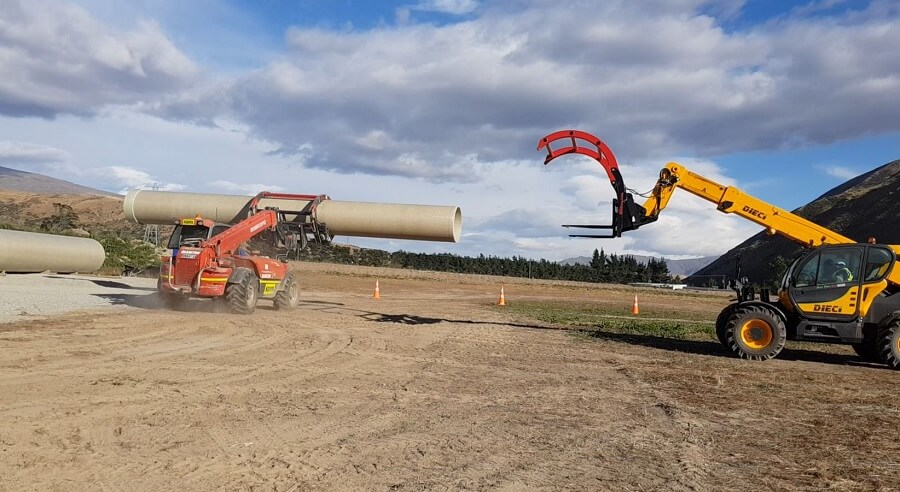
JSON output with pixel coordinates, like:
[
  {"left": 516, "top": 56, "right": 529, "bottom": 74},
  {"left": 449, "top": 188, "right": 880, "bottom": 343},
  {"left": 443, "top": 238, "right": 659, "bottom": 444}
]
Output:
[
  {"left": 124, "top": 190, "right": 462, "bottom": 242},
  {"left": 0, "top": 229, "right": 105, "bottom": 273}
]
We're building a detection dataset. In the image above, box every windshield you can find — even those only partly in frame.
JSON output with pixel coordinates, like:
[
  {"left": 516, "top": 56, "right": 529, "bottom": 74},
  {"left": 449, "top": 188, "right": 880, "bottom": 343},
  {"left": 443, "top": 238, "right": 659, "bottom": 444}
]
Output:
[{"left": 167, "top": 225, "right": 211, "bottom": 249}]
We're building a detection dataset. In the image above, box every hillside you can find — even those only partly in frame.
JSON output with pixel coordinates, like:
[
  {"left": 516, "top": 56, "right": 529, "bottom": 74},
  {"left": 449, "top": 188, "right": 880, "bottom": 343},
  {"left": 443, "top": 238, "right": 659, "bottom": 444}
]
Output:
[
  {"left": 689, "top": 160, "right": 900, "bottom": 286},
  {"left": 0, "top": 166, "right": 118, "bottom": 196},
  {"left": 561, "top": 254, "right": 717, "bottom": 278},
  {"left": 0, "top": 190, "right": 136, "bottom": 236}
]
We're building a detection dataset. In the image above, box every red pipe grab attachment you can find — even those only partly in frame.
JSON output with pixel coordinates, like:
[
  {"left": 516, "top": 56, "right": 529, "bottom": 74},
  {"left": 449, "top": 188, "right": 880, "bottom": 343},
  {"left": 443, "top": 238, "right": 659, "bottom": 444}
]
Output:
[{"left": 537, "top": 130, "right": 653, "bottom": 238}]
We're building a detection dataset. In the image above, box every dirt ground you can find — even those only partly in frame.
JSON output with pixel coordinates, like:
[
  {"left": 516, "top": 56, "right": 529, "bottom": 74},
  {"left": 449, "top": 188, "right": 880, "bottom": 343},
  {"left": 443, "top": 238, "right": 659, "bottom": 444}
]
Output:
[{"left": 1, "top": 263, "right": 898, "bottom": 491}]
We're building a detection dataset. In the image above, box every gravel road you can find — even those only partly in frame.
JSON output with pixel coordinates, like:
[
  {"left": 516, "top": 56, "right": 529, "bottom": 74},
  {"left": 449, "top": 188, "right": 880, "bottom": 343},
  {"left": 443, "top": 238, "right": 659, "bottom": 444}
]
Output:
[{"left": 0, "top": 273, "right": 157, "bottom": 323}]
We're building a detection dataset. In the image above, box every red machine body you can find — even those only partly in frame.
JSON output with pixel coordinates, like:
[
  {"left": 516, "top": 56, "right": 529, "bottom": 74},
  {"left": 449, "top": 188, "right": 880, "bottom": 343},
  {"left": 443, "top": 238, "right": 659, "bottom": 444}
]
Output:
[{"left": 158, "top": 192, "right": 331, "bottom": 314}]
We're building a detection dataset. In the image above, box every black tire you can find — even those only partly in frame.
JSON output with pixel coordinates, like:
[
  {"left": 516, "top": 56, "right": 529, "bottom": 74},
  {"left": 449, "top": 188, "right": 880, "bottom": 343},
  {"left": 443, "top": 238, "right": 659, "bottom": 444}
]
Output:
[
  {"left": 715, "top": 303, "right": 738, "bottom": 347},
  {"left": 225, "top": 269, "right": 259, "bottom": 315},
  {"left": 724, "top": 305, "right": 787, "bottom": 361},
  {"left": 876, "top": 319, "right": 900, "bottom": 369},
  {"left": 273, "top": 271, "right": 300, "bottom": 310},
  {"left": 851, "top": 339, "right": 881, "bottom": 363}
]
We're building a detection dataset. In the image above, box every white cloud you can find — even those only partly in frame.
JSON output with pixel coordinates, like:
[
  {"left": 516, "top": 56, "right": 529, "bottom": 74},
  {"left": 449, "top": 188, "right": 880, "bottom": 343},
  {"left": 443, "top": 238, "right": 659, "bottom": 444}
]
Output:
[
  {"left": 395, "top": 8, "right": 411, "bottom": 26},
  {"left": 0, "top": 141, "right": 72, "bottom": 165},
  {"left": 0, "top": 0, "right": 200, "bottom": 118},
  {"left": 210, "top": 180, "right": 287, "bottom": 195},
  {"left": 136, "top": 0, "right": 899, "bottom": 186},
  {"left": 8, "top": 0, "right": 896, "bottom": 183},
  {"left": 410, "top": 0, "right": 479, "bottom": 15},
  {"left": 822, "top": 165, "right": 859, "bottom": 180},
  {"left": 100, "top": 166, "right": 185, "bottom": 194}
]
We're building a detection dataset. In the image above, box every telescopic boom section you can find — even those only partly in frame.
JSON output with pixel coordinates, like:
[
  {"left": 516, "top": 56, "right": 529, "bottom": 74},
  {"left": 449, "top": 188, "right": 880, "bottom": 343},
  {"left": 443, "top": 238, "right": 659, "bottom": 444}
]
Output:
[
  {"left": 644, "top": 163, "right": 855, "bottom": 248},
  {"left": 202, "top": 210, "right": 278, "bottom": 256}
]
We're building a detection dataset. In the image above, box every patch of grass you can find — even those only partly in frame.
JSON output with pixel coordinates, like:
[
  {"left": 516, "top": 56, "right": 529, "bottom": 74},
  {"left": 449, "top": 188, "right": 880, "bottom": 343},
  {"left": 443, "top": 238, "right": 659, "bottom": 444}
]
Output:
[{"left": 505, "top": 300, "right": 714, "bottom": 340}]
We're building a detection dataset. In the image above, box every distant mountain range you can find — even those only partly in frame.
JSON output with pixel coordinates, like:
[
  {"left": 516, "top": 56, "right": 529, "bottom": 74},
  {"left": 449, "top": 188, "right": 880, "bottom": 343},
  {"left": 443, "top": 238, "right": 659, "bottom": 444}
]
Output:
[
  {"left": 690, "top": 159, "right": 900, "bottom": 286},
  {"left": 0, "top": 166, "right": 117, "bottom": 196},
  {"left": 560, "top": 254, "right": 718, "bottom": 278}
]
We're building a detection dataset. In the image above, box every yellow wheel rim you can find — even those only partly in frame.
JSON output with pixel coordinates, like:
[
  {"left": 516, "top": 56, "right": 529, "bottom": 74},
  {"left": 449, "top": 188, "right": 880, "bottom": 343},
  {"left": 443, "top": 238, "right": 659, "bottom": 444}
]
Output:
[{"left": 741, "top": 319, "right": 774, "bottom": 350}]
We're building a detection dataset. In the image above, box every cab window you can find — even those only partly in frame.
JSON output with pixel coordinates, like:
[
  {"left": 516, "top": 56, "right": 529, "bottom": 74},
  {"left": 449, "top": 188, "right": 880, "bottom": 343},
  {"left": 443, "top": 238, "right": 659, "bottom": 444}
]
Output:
[
  {"left": 794, "top": 253, "right": 820, "bottom": 288},
  {"left": 819, "top": 250, "right": 861, "bottom": 285},
  {"left": 794, "top": 249, "right": 862, "bottom": 287},
  {"left": 864, "top": 247, "right": 894, "bottom": 281}
]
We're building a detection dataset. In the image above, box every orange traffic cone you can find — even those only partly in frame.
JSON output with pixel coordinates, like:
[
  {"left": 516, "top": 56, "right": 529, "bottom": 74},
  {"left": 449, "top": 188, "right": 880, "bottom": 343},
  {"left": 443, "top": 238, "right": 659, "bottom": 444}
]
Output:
[
  {"left": 631, "top": 294, "right": 639, "bottom": 316},
  {"left": 497, "top": 286, "right": 507, "bottom": 306},
  {"left": 373, "top": 279, "right": 381, "bottom": 300}
]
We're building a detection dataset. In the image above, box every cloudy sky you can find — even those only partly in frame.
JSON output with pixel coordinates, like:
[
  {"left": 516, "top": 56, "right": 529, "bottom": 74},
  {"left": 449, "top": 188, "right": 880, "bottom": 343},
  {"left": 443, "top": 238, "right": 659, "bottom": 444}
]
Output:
[{"left": 1, "top": 0, "right": 898, "bottom": 260}]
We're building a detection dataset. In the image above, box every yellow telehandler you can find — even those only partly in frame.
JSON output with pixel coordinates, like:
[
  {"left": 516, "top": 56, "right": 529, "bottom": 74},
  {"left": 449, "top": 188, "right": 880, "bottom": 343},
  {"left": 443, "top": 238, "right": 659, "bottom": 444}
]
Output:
[{"left": 539, "top": 130, "right": 900, "bottom": 368}]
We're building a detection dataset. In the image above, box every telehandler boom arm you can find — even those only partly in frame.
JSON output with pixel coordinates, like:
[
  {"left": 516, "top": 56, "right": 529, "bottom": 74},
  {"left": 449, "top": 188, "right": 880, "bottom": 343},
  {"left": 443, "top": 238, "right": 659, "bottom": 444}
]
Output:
[
  {"left": 537, "top": 130, "right": 855, "bottom": 248},
  {"left": 644, "top": 163, "right": 855, "bottom": 248},
  {"left": 201, "top": 209, "right": 278, "bottom": 256}
]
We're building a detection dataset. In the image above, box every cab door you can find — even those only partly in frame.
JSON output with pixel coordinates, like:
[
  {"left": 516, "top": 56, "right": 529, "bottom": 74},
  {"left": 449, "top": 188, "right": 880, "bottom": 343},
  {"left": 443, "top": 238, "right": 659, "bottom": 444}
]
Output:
[{"left": 788, "top": 246, "right": 864, "bottom": 321}]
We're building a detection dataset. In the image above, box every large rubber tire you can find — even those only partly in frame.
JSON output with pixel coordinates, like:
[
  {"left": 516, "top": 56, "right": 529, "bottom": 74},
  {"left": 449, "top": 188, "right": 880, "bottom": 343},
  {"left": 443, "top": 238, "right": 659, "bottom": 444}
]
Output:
[
  {"left": 852, "top": 339, "right": 881, "bottom": 363},
  {"left": 715, "top": 303, "right": 739, "bottom": 347},
  {"left": 225, "top": 270, "right": 259, "bottom": 315},
  {"left": 724, "top": 305, "right": 787, "bottom": 361},
  {"left": 876, "top": 319, "right": 900, "bottom": 369},
  {"left": 273, "top": 271, "right": 300, "bottom": 310}
]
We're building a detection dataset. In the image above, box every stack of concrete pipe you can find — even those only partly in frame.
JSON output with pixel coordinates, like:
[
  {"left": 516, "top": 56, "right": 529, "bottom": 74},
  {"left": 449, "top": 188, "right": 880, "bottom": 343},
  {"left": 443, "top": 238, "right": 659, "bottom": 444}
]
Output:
[
  {"left": 123, "top": 190, "right": 463, "bottom": 242},
  {"left": 0, "top": 229, "right": 105, "bottom": 273}
]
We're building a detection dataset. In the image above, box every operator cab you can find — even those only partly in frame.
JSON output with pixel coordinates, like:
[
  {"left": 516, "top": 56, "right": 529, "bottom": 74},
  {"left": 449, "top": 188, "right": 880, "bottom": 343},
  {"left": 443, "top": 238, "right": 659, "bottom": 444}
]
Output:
[
  {"left": 780, "top": 244, "right": 896, "bottom": 323},
  {"left": 167, "top": 218, "right": 230, "bottom": 250}
]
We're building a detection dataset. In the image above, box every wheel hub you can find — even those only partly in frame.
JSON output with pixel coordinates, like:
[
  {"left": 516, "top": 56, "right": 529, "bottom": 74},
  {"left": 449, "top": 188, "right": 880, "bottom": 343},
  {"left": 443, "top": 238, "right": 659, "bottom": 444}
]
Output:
[{"left": 741, "top": 319, "right": 774, "bottom": 350}]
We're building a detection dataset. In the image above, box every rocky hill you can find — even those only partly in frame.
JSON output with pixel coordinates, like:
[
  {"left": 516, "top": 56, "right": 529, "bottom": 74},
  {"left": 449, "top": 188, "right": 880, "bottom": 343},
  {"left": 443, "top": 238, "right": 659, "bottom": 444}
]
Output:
[
  {"left": 0, "top": 189, "right": 137, "bottom": 236},
  {"left": 0, "top": 166, "right": 117, "bottom": 196},
  {"left": 689, "top": 160, "right": 900, "bottom": 287}
]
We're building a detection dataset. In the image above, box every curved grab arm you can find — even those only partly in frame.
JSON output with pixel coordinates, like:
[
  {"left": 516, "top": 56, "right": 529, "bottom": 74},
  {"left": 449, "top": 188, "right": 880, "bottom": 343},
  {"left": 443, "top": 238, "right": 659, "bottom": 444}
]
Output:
[
  {"left": 537, "top": 130, "right": 621, "bottom": 186},
  {"left": 537, "top": 129, "right": 653, "bottom": 237}
]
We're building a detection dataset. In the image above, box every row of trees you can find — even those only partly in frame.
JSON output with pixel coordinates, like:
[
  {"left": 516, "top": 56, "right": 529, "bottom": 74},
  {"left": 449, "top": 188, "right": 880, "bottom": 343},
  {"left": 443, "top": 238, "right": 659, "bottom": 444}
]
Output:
[{"left": 297, "top": 244, "right": 673, "bottom": 285}]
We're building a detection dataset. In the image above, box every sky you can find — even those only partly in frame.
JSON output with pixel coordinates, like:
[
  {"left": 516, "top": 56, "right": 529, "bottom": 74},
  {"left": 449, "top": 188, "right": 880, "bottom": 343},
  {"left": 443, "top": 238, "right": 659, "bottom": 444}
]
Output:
[{"left": 0, "top": 0, "right": 898, "bottom": 261}]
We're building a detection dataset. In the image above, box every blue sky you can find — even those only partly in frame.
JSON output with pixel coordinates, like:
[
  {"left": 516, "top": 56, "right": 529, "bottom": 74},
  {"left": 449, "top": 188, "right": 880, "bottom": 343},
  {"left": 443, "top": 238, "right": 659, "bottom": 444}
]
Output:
[{"left": 0, "top": 0, "right": 897, "bottom": 260}]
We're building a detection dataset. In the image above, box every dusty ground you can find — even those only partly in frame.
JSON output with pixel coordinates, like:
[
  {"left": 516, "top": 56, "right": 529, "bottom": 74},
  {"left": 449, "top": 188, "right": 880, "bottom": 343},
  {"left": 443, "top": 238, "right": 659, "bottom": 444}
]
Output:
[{"left": 1, "top": 263, "right": 898, "bottom": 491}]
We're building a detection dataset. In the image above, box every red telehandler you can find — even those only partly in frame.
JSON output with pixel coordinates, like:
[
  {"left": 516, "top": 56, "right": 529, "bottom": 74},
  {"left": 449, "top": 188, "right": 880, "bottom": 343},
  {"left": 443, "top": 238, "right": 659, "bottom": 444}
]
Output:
[{"left": 158, "top": 192, "right": 332, "bottom": 314}]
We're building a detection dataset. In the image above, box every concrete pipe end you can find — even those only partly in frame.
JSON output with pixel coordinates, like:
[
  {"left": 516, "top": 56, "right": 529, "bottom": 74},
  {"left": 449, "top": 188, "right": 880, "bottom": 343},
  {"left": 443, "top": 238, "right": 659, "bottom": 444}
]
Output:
[
  {"left": 451, "top": 207, "right": 462, "bottom": 243},
  {"left": 123, "top": 189, "right": 143, "bottom": 224}
]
